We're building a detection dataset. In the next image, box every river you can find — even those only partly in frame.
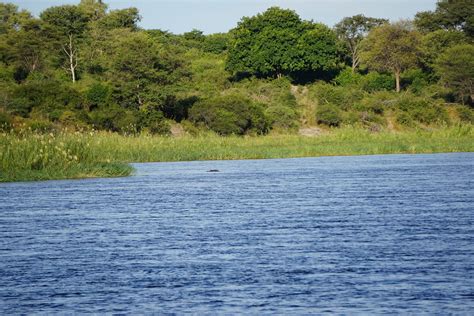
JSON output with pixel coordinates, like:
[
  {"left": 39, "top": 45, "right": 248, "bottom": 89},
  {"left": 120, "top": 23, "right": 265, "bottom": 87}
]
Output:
[{"left": 1, "top": 153, "right": 473, "bottom": 313}]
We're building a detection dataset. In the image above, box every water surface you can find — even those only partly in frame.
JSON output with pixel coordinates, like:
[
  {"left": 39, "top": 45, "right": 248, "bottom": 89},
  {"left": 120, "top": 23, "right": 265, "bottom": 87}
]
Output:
[{"left": 1, "top": 153, "right": 473, "bottom": 313}]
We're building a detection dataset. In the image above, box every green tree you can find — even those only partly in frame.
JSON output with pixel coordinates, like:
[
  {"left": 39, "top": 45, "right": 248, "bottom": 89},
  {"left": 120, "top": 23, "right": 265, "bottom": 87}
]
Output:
[
  {"left": 203, "top": 33, "right": 229, "bottom": 54},
  {"left": 435, "top": 44, "right": 474, "bottom": 104},
  {"left": 297, "top": 23, "right": 341, "bottom": 78},
  {"left": 183, "top": 29, "right": 205, "bottom": 41},
  {"left": 226, "top": 7, "right": 339, "bottom": 80},
  {"left": 420, "top": 29, "right": 468, "bottom": 74},
  {"left": 9, "top": 19, "right": 50, "bottom": 77},
  {"left": 335, "top": 14, "right": 387, "bottom": 72},
  {"left": 360, "top": 22, "right": 421, "bottom": 92},
  {"left": 78, "top": 0, "right": 107, "bottom": 21},
  {"left": 40, "top": 5, "right": 89, "bottom": 82},
  {"left": 189, "top": 95, "right": 268, "bottom": 135},
  {"left": 99, "top": 8, "right": 141, "bottom": 30},
  {"left": 0, "top": 3, "right": 32, "bottom": 34},
  {"left": 102, "top": 29, "right": 184, "bottom": 109},
  {"left": 415, "top": 0, "right": 474, "bottom": 37}
]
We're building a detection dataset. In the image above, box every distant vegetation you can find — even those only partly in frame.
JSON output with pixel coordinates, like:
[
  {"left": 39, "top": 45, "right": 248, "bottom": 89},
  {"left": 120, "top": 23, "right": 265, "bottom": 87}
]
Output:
[{"left": 0, "top": 0, "right": 473, "bottom": 181}]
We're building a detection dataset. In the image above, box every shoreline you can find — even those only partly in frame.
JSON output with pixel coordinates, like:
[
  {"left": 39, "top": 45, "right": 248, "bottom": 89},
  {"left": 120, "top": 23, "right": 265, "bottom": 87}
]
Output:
[
  {"left": 5, "top": 151, "right": 474, "bottom": 184},
  {"left": 2, "top": 126, "right": 473, "bottom": 183}
]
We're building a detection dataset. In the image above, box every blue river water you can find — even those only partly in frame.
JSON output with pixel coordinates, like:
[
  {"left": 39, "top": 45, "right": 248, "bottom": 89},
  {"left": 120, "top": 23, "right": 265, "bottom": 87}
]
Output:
[{"left": 1, "top": 153, "right": 473, "bottom": 314}]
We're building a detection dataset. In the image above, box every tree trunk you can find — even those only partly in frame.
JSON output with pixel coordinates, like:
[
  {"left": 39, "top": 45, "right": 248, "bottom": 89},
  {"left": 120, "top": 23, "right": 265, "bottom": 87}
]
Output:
[
  {"left": 63, "top": 34, "right": 78, "bottom": 83},
  {"left": 395, "top": 70, "right": 401, "bottom": 93},
  {"left": 351, "top": 46, "right": 359, "bottom": 73}
]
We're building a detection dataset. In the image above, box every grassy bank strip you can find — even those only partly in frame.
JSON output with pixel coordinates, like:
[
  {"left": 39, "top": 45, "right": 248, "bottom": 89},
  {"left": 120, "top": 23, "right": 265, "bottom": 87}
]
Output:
[{"left": 1, "top": 125, "right": 473, "bottom": 182}]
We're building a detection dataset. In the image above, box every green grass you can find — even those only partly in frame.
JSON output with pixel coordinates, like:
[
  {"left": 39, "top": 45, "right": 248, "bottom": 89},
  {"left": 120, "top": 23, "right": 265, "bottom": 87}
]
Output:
[{"left": 1, "top": 125, "right": 473, "bottom": 182}]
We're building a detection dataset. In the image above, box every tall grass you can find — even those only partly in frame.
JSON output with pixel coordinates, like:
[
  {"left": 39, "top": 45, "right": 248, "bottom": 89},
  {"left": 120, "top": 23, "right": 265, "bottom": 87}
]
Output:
[
  {"left": 0, "top": 130, "right": 133, "bottom": 182},
  {"left": 1, "top": 125, "right": 473, "bottom": 182}
]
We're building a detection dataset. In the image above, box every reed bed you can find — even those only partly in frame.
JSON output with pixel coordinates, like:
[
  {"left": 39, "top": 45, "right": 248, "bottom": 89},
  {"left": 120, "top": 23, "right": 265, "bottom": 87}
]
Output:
[{"left": 1, "top": 125, "right": 473, "bottom": 182}]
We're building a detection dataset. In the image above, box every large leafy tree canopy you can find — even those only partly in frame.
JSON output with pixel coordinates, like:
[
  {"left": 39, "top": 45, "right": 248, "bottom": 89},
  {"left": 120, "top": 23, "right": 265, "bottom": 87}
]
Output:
[
  {"left": 40, "top": 5, "right": 89, "bottom": 37},
  {"left": 420, "top": 29, "right": 468, "bottom": 74},
  {"left": 334, "top": 14, "right": 387, "bottom": 72},
  {"left": 435, "top": 44, "right": 474, "bottom": 103},
  {"left": 360, "top": 22, "right": 421, "bottom": 92},
  {"left": 78, "top": 0, "right": 108, "bottom": 21},
  {"left": 0, "top": 3, "right": 32, "bottom": 34},
  {"left": 226, "top": 7, "right": 340, "bottom": 81},
  {"left": 415, "top": 0, "right": 474, "bottom": 37}
]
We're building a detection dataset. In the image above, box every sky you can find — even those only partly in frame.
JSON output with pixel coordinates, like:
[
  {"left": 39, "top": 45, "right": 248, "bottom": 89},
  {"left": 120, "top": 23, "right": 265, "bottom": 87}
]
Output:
[{"left": 9, "top": 0, "right": 436, "bottom": 34}]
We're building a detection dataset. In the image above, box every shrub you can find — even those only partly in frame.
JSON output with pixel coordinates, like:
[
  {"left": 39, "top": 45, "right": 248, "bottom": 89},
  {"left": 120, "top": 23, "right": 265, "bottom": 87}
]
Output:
[
  {"left": 203, "top": 33, "right": 229, "bottom": 54},
  {"left": 89, "top": 106, "right": 141, "bottom": 134},
  {"left": 457, "top": 106, "right": 474, "bottom": 124},
  {"left": 276, "top": 91, "right": 298, "bottom": 108},
  {"left": 402, "top": 69, "right": 430, "bottom": 94},
  {"left": 310, "top": 82, "right": 364, "bottom": 110},
  {"left": 316, "top": 103, "right": 342, "bottom": 127},
  {"left": 333, "top": 67, "right": 362, "bottom": 86},
  {"left": 361, "top": 72, "right": 394, "bottom": 92},
  {"left": 86, "top": 82, "right": 111, "bottom": 110},
  {"left": 265, "top": 105, "right": 299, "bottom": 130},
  {"left": 58, "top": 110, "right": 87, "bottom": 128},
  {"left": 358, "top": 111, "right": 386, "bottom": 126},
  {"left": 352, "top": 91, "right": 399, "bottom": 115},
  {"left": 161, "top": 95, "right": 199, "bottom": 122},
  {"left": 7, "top": 97, "right": 33, "bottom": 117},
  {"left": 395, "top": 96, "right": 450, "bottom": 125},
  {"left": 112, "top": 110, "right": 141, "bottom": 134},
  {"left": 11, "top": 79, "right": 83, "bottom": 118},
  {"left": 180, "top": 119, "right": 204, "bottom": 136},
  {"left": 396, "top": 112, "right": 415, "bottom": 127},
  {"left": 0, "top": 111, "right": 12, "bottom": 131},
  {"left": 139, "top": 109, "right": 171, "bottom": 135},
  {"left": 189, "top": 95, "right": 269, "bottom": 135}
]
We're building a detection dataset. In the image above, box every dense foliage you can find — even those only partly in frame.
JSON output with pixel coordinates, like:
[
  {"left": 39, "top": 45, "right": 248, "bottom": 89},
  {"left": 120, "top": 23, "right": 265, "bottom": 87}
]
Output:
[
  {"left": 0, "top": 0, "right": 473, "bottom": 137},
  {"left": 226, "top": 7, "right": 340, "bottom": 81}
]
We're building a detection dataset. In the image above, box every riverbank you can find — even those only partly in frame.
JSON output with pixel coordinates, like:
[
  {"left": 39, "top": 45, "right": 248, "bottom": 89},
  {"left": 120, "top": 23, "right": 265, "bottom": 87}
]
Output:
[{"left": 1, "top": 125, "right": 473, "bottom": 182}]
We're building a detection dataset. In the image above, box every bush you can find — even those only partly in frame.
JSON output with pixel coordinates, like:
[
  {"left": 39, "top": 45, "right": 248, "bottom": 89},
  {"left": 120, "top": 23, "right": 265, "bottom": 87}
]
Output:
[
  {"left": 316, "top": 103, "right": 342, "bottom": 127},
  {"left": 89, "top": 106, "right": 136, "bottom": 133},
  {"left": 203, "top": 33, "right": 229, "bottom": 54},
  {"left": 396, "top": 112, "right": 415, "bottom": 127},
  {"left": 11, "top": 79, "right": 83, "bottom": 118},
  {"left": 361, "top": 72, "right": 394, "bottom": 92},
  {"left": 161, "top": 95, "right": 199, "bottom": 122},
  {"left": 189, "top": 95, "right": 269, "bottom": 135},
  {"left": 265, "top": 105, "right": 299, "bottom": 130},
  {"left": 358, "top": 111, "right": 386, "bottom": 126},
  {"left": 0, "top": 111, "right": 12, "bottom": 131},
  {"left": 457, "top": 106, "right": 474, "bottom": 124},
  {"left": 395, "top": 96, "right": 450, "bottom": 126},
  {"left": 352, "top": 91, "right": 398, "bottom": 115},
  {"left": 310, "top": 82, "right": 364, "bottom": 110},
  {"left": 233, "top": 78, "right": 295, "bottom": 108},
  {"left": 333, "top": 68, "right": 362, "bottom": 86},
  {"left": 402, "top": 69, "right": 430, "bottom": 94},
  {"left": 139, "top": 109, "right": 171, "bottom": 135},
  {"left": 7, "top": 97, "right": 33, "bottom": 117},
  {"left": 58, "top": 110, "right": 90, "bottom": 128},
  {"left": 180, "top": 119, "right": 204, "bottom": 136},
  {"left": 86, "top": 82, "right": 111, "bottom": 110},
  {"left": 276, "top": 91, "right": 298, "bottom": 108}
]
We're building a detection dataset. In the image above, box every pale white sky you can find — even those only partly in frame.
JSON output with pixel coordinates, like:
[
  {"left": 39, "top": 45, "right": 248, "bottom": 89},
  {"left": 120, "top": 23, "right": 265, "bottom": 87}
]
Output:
[{"left": 9, "top": 0, "right": 436, "bottom": 34}]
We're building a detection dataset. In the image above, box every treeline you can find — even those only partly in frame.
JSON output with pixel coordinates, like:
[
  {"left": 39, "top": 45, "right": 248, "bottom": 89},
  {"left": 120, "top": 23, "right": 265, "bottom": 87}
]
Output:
[{"left": 0, "top": 0, "right": 473, "bottom": 135}]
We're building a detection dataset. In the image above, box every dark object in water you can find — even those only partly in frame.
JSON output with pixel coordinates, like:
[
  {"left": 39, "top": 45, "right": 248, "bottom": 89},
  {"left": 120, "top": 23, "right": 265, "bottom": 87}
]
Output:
[{"left": 208, "top": 169, "right": 220, "bottom": 173}]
